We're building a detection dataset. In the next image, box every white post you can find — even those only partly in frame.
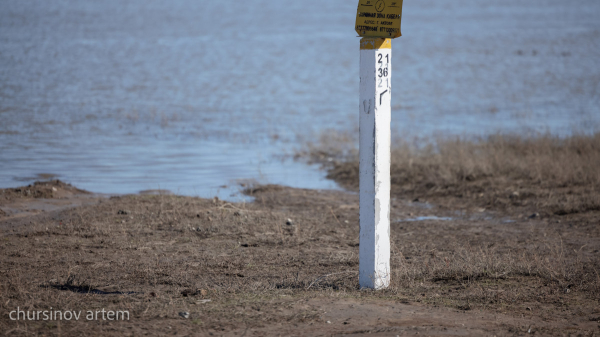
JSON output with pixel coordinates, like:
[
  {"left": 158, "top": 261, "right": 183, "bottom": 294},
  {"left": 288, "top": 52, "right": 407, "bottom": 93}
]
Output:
[{"left": 359, "top": 38, "right": 391, "bottom": 289}]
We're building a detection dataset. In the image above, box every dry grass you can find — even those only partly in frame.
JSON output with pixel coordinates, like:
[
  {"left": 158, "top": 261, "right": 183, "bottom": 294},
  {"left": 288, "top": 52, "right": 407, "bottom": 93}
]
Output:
[
  {"left": 307, "top": 131, "right": 600, "bottom": 215},
  {"left": 299, "top": 131, "right": 600, "bottom": 310},
  {"left": 1, "top": 182, "right": 600, "bottom": 335}
]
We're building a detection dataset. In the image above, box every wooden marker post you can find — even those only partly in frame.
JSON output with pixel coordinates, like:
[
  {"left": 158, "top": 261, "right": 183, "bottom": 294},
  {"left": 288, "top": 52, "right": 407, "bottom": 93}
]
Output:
[
  {"left": 358, "top": 38, "right": 392, "bottom": 289},
  {"left": 355, "top": 0, "right": 403, "bottom": 289}
]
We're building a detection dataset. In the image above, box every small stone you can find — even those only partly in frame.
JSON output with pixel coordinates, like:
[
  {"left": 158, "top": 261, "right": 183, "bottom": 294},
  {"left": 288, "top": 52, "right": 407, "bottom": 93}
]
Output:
[
  {"left": 179, "top": 311, "right": 190, "bottom": 319},
  {"left": 52, "top": 187, "right": 58, "bottom": 192},
  {"left": 344, "top": 220, "right": 349, "bottom": 224},
  {"left": 326, "top": 321, "right": 331, "bottom": 324},
  {"left": 284, "top": 219, "right": 297, "bottom": 236},
  {"left": 529, "top": 213, "right": 540, "bottom": 219}
]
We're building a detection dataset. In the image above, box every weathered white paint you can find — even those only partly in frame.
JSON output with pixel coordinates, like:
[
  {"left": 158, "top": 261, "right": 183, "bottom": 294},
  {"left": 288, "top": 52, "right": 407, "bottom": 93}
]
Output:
[{"left": 359, "top": 38, "right": 391, "bottom": 290}]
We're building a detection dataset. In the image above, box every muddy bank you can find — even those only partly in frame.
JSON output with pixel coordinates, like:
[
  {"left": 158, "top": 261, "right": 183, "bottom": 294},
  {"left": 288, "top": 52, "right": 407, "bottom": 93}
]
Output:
[
  {"left": 1, "top": 175, "right": 599, "bottom": 335},
  {"left": 1, "top": 180, "right": 89, "bottom": 202},
  {"left": 0, "top": 180, "right": 103, "bottom": 227}
]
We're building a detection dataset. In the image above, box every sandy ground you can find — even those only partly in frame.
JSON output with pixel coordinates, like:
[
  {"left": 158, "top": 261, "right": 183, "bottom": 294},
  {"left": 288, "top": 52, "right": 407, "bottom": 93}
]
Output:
[{"left": 1, "top": 178, "right": 599, "bottom": 336}]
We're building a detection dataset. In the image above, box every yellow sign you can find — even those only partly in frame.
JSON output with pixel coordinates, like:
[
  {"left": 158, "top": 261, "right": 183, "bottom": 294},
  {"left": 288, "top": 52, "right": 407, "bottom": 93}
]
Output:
[{"left": 355, "top": 0, "right": 403, "bottom": 39}]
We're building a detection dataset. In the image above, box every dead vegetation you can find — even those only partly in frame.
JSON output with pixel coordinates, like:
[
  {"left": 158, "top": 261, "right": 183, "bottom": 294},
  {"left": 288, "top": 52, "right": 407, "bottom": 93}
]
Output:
[
  {"left": 305, "top": 131, "right": 600, "bottom": 216},
  {"left": 1, "top": 179, "right": 600, "bottom": 335}
]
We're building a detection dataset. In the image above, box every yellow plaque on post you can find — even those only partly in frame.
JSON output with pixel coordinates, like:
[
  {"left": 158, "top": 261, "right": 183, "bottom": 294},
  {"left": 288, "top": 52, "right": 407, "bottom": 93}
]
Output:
[{"left": 355, "top": 0, "right": 403, "bottom": 38}]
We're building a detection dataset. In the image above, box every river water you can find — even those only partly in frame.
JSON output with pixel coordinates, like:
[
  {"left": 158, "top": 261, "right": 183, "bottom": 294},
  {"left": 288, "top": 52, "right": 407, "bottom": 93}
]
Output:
[{"left": 1, "top": 0, "right": 599, "bottom": 198}]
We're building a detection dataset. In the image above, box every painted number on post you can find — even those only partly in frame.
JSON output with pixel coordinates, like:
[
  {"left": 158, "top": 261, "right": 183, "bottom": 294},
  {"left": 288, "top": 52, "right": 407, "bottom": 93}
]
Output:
[{"left": 377, "top": 52, "right": 390, "bottom": 105}]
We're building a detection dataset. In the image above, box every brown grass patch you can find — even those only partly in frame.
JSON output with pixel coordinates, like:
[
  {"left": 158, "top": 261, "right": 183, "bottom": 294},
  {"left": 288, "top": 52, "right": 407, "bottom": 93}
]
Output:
[
  {"left": 307, "top": 132, "right": 600, "bottom": 216},
  {"left": 1, "top": 182, "right": 600, "bottom": 335}
]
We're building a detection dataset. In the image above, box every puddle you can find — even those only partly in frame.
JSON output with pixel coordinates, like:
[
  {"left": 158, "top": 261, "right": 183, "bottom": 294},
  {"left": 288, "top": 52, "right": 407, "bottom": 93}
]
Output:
[
  {"left": 138, "top": 189, "right": 174, "bottom": 196},
  {"left": 408, "top": 201, "right": 435, "bottom": 210},
  {"left": 0, "top": 193, "right": 109, "bottom": 225},
  {"left": 396, "top": 216, "right": 454, "bottom": 222}
]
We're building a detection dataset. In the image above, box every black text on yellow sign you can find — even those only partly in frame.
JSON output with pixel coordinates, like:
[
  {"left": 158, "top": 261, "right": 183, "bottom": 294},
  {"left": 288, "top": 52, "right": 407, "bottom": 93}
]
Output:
[{"left": 355, "top": 0, "right": 403, "bottom": 39}]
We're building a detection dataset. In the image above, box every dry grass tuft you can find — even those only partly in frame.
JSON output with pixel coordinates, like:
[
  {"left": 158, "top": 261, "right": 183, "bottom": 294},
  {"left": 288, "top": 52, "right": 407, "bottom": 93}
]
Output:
[{"left": 310, "top": 132, "right": 600, "bottom": 215}]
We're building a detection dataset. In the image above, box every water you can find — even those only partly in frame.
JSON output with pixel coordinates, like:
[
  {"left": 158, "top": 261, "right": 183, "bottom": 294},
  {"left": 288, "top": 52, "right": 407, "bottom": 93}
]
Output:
[
  {"left": 396, "top": 216, "right": 454, "bottom": 222},
  {"left": 1, "top": 0, "right": 599, "bottom": 197}
]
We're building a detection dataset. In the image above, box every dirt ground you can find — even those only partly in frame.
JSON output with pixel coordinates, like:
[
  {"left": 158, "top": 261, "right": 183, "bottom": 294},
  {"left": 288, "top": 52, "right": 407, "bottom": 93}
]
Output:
[{"left": 1, "top": 134, "right": 600, "bottom": 336}]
